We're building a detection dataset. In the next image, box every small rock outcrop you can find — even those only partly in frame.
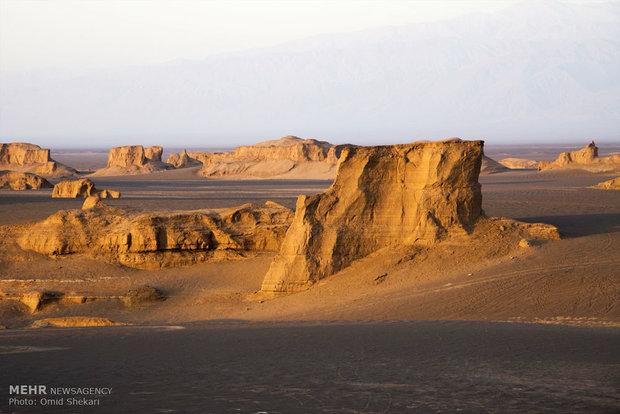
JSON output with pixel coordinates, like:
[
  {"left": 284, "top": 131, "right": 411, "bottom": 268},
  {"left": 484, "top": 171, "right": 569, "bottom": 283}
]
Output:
[
  {"left": 92, "top": 145, "right": 172, "bottom": 176},
  {"left": 30, "top": 317, "right": 125, "bottom": 328},
  {"left": 499, "top": 158, "right": 539, "bottom": 170},
  {"left": 538, "top": 141, "right": 620, "bottom": 172},
  {"left": 18, "top": 202, "right": 293, "bottom": 269},
  {"left": 0, "top": 171, "right": 52, "bottom": 190},
  {"left": 166, "top": 149, "right": 202, "bottom": 168},
  {"left": 591, "top": 177, "right": 620, "bottom": 190},
  {"left": 99, "top": 189, "right": 121, "bottom": 199},
  {"left": 0, "top": 143, "right": 77, "bottom": 178},
  {"left": 123, "top": 285, "right": 165, "bottom": 307},
  {"left": 52, "top": 178, "right": 97, "bottom": 198},
  {"left": 82, "top": 194, "right": 104, "bottom": 210},
  {"left": 480, "top": 155, "right": 509, "bottom": 174},
  {"left": 261, "top": 139, "right": 485, "bottom": 292},
  {"left": 185, "top": 136, "right": 349, "bottom": 179}
]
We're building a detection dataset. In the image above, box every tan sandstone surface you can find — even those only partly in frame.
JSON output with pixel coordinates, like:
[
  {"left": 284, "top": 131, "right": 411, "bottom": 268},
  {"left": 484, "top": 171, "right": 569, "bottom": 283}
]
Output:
[
  {"left": 261, "top": 139, "right": 558, "bottom": 293},
  {"left": 17, "top": 201, "right": 292, "bottom": 269},
  {"left": 165, "top": 136, "right": 349, "bottom": 179},
  {"left": 92, "top": 145, "right": 173, "bottom": 176},
  {"left": 538, "top": 141, "right": 620, "bottom": 172},
  {"left": 0, "top": 143, "right": 77, "bottom": 178},
  {"left": 52, "top": 178, "right": 97, "bottom": 198},
  {"left": 592, "top": 177, "right": 620, "bottom": 190},
  {"left": 0, "top": 171, "right": 52, "bottom": 190}
]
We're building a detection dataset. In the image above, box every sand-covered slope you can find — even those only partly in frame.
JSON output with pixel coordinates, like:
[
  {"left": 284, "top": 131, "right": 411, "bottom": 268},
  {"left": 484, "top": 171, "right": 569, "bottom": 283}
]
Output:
[
  {"left": 0, "top": 143, "right": 77, "bottom": 178},
  {"left": 166, "top": 136, "right": 350, "bottom": 179},
  {"left": 481, "top": 155, "right": 510, "bottom": 174},
  {"left": 261, "top": 139, "right": 558, "bottom": 293},
  {"left": 92, "top": 145, "right": 173, "bottom": 176},
  {"left": 0, "top": 171, "right": 52, "bottom": 190},
  {"left": 538, "top": 141, "right": 620, "bottom": 172}
]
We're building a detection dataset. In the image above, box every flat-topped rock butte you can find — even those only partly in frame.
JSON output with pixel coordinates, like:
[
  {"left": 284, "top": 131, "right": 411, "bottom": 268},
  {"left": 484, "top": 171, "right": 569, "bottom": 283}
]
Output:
[
  {"left": 0, "top": 142, "right": 77, "bottom": 178},
  {"left": 91, "top": 145, "right": 173, "bottom": 176}
]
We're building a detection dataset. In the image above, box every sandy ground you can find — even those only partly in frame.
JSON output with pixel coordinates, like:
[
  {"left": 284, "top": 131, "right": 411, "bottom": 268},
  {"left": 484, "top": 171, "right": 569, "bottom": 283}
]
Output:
[{"left": 1, "top": 146, "right": 619, "bottom": 412}]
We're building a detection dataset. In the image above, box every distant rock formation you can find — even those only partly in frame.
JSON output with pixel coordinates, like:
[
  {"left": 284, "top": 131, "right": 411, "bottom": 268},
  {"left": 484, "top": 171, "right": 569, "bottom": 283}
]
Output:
[
  {"left": 499, "top": 158, "right": 540, "bottom": 169},
  {"left": 91, "top": 145, "right": 172, "bottom": 176},
  {"left": 0, "top": 171, "right": 52, "bottom": 190},
  {"left": 18, "top": 201, "right": 293, "bottom": 269},
  {"left": 166, "top": 149, "right": 202, "bottom": 168},
  {"left": 261, "top": 139, "right": 485, "bottom": 292},
  {"left": 538, "top": 141, "right": 620, "bottom": 172},
  {"left": 0, "top": 143, "right": 77, "bottom": 178},
  {"left": 172, "top": 136, "right": 349, "bottom": 179},
  {"left": 480, "top": 155, "right": 509, "bottom": 174},
  {"left": 591, "top": 177, "right": 619, "bottom": 190},
  {"left": 52, "top": 178, "right": 97, "bottom": 198}
]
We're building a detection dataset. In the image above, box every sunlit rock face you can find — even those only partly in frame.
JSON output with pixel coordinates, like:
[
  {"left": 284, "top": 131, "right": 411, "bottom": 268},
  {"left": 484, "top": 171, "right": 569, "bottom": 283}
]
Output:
[
  {"left": 261, "top": 139, "right": 484, "bottom": 293},
  {"left": 92, "top": 145, "right": 171, "bottom": 176},
  {"left": 0, "top": 143, "right": 77, "bottom": 178},
  {"left": 51, "top": 178, "right": 97, "bottom": 198},
  {"left": 17, "top": 201, "right": 293, "bottom": 269}
]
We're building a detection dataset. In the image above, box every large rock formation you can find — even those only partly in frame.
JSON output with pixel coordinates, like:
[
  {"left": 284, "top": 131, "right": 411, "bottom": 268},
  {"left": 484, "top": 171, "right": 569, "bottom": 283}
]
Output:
[
  {"left": 591, "top": 177, "right": 619, "bottom": 190},
  {"left": 261, "top": 139, "right": 485, "bottom": 292},
  {"left": 499, "top": 158, "right": 540, "bottom": 169},
  {"left": 0, "top": 171, "right": 52, "bottom": 190},
  {"left": 167, "top": 136, "right": 349, "bottom": 179},
  {"left": 91, "top": 145, "right": 172, "bottom": 176},
  {"left": 52, "top": 178, "right": 97, "bottom": 198},
  {"left": 538, "top": 141, "right": 620, "bottom": 172},
  {"left": 480, "top": 155, "right": 509, "bottom": 174},
  {"left": 0, "top": 143, "right": 77, "bottom": 178},
  {"left": 18, "top": 201, "right": 293, "bottom": 269},
  {"left": 166, "top": 149, "right": 202, "bottom": 169}
]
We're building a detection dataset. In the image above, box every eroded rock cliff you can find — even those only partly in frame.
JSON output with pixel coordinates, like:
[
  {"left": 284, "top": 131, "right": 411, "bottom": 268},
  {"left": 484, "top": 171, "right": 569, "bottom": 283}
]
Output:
[
  {"left": 0, "top": 143, "right": 77, "bottom": 178},
  {"left": 538, "top": 142, "right": 620, "bottom": 172},
  {"left": 261, "top": 139, "right": 560, "bottom": 293},
  {"left": 18, "top": 202, "right": 292, "bottom": 269},
  {"left": 0, "top": 171, "right": 52, "bottom": 190},
  {"left": 92, "top": 145, "right": 172, "bottom": 176},
  {"left": 261, "top": 139, "right": 485, "bottom": 292},
  {"left": 166, "top": 149, "right": 202, "bottom": 168}
]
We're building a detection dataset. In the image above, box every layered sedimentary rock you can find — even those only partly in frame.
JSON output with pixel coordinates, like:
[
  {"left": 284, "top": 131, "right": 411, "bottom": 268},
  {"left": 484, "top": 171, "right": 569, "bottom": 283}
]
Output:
[
  {"left": 175, "top": 136, "right": 349, "bottom": 179},
  {"left": 92, "top": 145, "right": 172, "bottom": 176},
  {"left": 0, "top": 171, "right": 52, "bottom": 190},
  {"left": 538, "top": 141, "right": 620, "bottom": 172},
  {"left": 499, "top": 158, "right": 539, "bottom": 169},
  {"left": 480, "top": 155, "right": 509, "bottom": 174},
  {"left": 18, "top": 201, "right": 292, "bottom": 269},
  {"left": 261, "top": 139, "right": 485, "bottom": 292},
  {"left": 166, "top": 149, "right": 202, "bottom": 168},
  {"left": 0, "top": 143, "right": 77, "bottom": 178},
  {"left": 52, "top": 178, "right": 97, "bottom": 198},
  {"left": 592, "top": 177, "right": 619, "bottom": 190}
]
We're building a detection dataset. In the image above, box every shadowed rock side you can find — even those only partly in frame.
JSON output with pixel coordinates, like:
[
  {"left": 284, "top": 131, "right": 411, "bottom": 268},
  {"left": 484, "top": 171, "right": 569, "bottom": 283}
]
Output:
[
  {"left": 499, "top": 158, "right": 540, "bottom": 169},
  {"left": 538, "top": 141, "right": 620, "bottom": 172},
  {"left": 481, "top": 155, "right": 509, "bottom": 174},
  {"left": 0, "top": 171, "right": 52, "bottom": 190},
  {"left": 0, "top": 143, "right": 77, "bottom": 178},
  {"left": 591, "top": 177, "right": 619, "bottom": 190},
  {"left": 91, "top": 145, "right": 173, "bottom": 176},
  {"left": 166, "top": 136, "right": 350, "bottom": 179},
  {"left": 17, "top": 201, "right": 292, "bottom": 269},
  {"left": 261, "top": 139, "right": 485, "bottom": 292}
]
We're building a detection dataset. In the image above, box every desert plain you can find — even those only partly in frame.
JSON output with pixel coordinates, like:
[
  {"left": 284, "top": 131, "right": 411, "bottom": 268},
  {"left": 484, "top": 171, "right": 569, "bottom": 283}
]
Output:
[{"left": 0, "top": 138, "right": 619, "bottom": 413}]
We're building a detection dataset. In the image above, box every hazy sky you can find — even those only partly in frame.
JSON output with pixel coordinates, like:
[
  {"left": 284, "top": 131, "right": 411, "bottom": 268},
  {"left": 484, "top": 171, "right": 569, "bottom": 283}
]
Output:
[{"left": 1, "top": 0, "right": 518, "bottom": 72}]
